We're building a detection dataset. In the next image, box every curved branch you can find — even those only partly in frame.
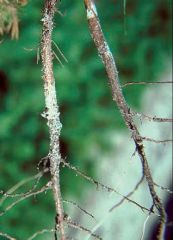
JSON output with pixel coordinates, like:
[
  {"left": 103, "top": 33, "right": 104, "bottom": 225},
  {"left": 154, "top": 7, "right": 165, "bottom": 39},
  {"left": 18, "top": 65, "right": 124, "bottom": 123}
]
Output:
[{"left": 83, "top": 1, "right": 167, "bottom": 239}]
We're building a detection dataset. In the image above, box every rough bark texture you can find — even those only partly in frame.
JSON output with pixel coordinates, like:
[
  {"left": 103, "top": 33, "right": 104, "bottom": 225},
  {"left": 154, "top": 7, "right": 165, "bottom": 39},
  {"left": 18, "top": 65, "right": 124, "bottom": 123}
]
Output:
[
  {"left": 84, "top": 1, "right": 166, "bottom": 239},
  {"left": 40, "top": 1, "right": 66, "bottom": 239}
]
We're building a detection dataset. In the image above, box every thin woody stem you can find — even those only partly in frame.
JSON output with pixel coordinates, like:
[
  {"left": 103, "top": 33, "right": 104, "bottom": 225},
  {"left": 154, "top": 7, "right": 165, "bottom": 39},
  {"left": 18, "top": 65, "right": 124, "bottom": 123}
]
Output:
[
  {"left": 122, "top": 81, "right": 173, "bottom": 87},
  {"left": 130, "top": 110, "right": 173, "bottom": 123},
  {"left": 84, "top": 1, "right": 166, "bottom": 239},
  {"left": 40, "top": 0, "right": 66, "bottom": 239},
  {"left": 0, "top": 232, "right": 16, "bottom": 240}
]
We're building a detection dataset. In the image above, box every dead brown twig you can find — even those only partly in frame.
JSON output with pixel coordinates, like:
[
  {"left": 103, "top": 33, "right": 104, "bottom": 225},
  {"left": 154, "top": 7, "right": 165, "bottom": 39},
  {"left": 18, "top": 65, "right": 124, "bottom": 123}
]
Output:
[
  {"left": 65, "top": 217, "right": 102, "bottom": 240},
  {"left": 109, "top": 175, "right": 145, "bottom": 212},
  {"left": 83, "top": 1, "right": 167, "bottom": 239},
  {"left": 62, "top": 160, "right": 158, "bottom": 216},
  {"left": 63, "top": 199, "right": 96, "bottom": 221}
]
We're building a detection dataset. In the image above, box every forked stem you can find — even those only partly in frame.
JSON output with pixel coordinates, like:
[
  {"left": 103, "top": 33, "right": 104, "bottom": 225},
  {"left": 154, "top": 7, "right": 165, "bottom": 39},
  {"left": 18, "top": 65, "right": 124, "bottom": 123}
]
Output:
[{"left": 84, "top": 1, "right": 166, "bottom": 239}]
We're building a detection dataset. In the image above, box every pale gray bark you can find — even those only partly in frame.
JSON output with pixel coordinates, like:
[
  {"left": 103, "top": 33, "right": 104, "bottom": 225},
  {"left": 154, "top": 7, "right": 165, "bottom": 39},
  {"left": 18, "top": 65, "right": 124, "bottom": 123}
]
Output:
[{"left": 40, "top": 1, "right": 66, "bottom": 239}]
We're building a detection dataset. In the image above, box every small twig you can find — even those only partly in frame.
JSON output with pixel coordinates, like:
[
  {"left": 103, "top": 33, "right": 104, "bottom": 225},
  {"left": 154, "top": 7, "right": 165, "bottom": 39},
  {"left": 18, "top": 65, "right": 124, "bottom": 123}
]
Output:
[
  {"left": 84, "top": 213, "right": 108, "bottom": 240},
  {"left": 53, "top": 50, "right": 64, "bottom": 67},
  {"left": 84, "top": 175, "right": 145, "bottom": 240},
  {"left": 23, "top": 47, "right": 36, "bottom": 51},
  {"left": 122, "top": 81, "right": 173, "bottom": 88},
  {"left": 52, "top": 40, "right": 68, "bottom": 63},
  {"left": 142, "top": 137, "right": 172, "bottom": 144},
  {"left": 131, "top": 110, "right": 173, "bottom": 123},
  {"left": 62, "top": 161, "right": 98, "bottom": 187},
  {"left": 0, "top": 232, "right": 16, "bottom": 240},
  {"left": 154, "top": 183, "right": 173, "bottom": 194},
  {"left": 109, "top": 175, "right": 144, "bottom": 211},
  {"left": 140, "top": 214, "right": 151, "bottom": 240},
  {"left": 65, "top": 218, "right": 102, "bottom": 240},
  {"left": 0, "top": 182, "right": 51, "bottom": 217},
  {"left": 109, "top": 194, "right": 155, "bottom": 215},
  {"left": 123, "top": 0, "right": 127, "bottom": 35},
  {"left": 0, "top": 169, "right": 48, "bottom": 205},
  {"left": 63, "top": 161, "right": 158, "bottom": 216},
  {"left": 37, "top": 47, "right": 40, "bottom": 64},
  {"left": 140, "top": 205, "right": 154, "bottom": 240},
  {"left": 27, "top": 228, "right": 56, "bottom": 240},
  {"left": 63, "top": 199, "right": 96, "bottom": 221}
]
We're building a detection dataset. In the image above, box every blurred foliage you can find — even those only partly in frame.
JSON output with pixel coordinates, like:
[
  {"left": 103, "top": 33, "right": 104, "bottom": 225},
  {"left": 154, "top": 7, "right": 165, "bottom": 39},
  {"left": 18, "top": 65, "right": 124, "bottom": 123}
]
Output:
[
  {"left": 0, "top": 0, "right": 172, "bottom": 238},
  {"left": 0, "top": 0, "right": 28, "bottom": 39}
]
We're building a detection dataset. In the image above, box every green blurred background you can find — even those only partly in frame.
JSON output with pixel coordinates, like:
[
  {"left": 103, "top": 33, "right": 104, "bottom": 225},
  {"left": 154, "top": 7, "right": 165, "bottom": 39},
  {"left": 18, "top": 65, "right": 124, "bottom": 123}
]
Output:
[{"left": 0, "top": 0, "right": 172, "bottom": 239}]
